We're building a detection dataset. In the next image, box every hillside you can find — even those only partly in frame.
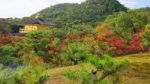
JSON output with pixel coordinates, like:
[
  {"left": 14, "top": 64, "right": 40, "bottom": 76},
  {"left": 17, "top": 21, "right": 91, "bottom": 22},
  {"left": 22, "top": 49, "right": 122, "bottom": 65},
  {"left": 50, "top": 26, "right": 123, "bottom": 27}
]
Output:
[
  {"left": 31, "top": 3, "right": 77, "bottom": 23},
  {"left": 46, "top": 53, "right": 150, "bottom": 84},
  {"left": 30, "top": 0, "right": 127, "bottom": 26}
]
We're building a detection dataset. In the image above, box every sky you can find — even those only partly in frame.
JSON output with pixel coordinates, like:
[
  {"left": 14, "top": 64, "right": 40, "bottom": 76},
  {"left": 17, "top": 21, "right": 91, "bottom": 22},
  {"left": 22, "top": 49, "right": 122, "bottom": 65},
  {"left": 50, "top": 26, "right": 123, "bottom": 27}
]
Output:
[{"left": 0, "top": 0, "right": 150, "bottom": 18}]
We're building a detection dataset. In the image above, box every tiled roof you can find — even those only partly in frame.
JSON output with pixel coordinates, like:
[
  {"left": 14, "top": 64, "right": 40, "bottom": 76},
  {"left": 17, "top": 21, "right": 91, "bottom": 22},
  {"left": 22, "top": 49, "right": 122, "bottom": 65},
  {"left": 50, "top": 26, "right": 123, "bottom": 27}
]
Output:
[{"left": 19, "top": 19, "right": 57, "bottom": 26}]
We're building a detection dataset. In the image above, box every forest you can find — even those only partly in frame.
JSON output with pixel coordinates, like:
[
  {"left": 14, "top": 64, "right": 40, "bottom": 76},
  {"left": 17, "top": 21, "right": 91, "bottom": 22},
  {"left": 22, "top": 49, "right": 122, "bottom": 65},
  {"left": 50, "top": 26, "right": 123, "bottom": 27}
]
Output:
[{"left": 0, "top": 0, "right": 150, "bottom": 84}]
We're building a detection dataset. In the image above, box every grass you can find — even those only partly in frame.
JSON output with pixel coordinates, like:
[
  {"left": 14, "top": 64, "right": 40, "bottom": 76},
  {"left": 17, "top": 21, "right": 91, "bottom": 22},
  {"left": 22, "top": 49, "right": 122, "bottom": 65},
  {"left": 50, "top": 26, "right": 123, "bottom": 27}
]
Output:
[{"left": 46, "top": 53, "right": 150, "bottom": 84}]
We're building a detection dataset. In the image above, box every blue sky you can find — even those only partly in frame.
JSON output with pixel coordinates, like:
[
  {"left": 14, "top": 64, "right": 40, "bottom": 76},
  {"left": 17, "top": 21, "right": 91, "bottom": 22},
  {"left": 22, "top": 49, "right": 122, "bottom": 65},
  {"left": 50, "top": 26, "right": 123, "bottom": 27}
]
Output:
[
  {"left": 118, "top": 0, "right": 150, "bottom": 9},
  {"left": 0, "top": 0, "right": 150, "bottom": 18}
]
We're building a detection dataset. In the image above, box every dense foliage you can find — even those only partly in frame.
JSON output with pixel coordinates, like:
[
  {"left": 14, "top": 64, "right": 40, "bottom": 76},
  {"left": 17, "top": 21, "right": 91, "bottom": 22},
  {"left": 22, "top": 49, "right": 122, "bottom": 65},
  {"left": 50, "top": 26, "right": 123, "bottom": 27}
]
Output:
[
  {"left": 0, "top": 19, "right": 12, "bottom": 33},
  {"left": 0, "top": 8, "right": 149, "bottom": 65},
  {"left": 0, "top": 18, "right": 21, "bottom": 33},
  {"left": 94, "top": 8, "right": 150, "bottom": 54},
  {"left": 61, "top": 42, "right": 90, "bottom": 65},
  {"left": 104, "top": 8, "right": 150, "bottom": 40},
  {"left": 0, "top": 45, "right": 20, "bottom": 66},
  {"left": 31, "top": 0, "right": 127, "bottom": 26},
  {"left": 0, "top": 1, "right": 150, "bottom": 83},
  {"left": 0, "top": 65, "right": 48, "bottom": 84},
  {"left": 141, "top": 24, "right": 150, "bottom": 46}
]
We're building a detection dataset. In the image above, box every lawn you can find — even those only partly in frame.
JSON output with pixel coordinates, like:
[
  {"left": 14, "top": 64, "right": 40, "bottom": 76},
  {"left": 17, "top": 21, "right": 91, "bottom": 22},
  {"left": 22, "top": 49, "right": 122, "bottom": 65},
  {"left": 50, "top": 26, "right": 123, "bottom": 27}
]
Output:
[{"left": 46, "top": 53, "right": 150, "bottom": 84}]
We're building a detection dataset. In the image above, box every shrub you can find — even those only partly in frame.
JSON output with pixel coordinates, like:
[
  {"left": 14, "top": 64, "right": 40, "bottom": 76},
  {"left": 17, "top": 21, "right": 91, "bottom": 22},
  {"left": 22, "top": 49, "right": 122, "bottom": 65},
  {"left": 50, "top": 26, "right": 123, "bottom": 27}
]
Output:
[
  {"left": 105, "top": 30, "right": 144, "bottom": 54},
  {"left": 61, "top": 42, "right": 90, "bottom": 65},
  {"left": 0, "top": 45, "right": 16, "bottom": 56},
  {"left": 104, "top": 10, "right": 149, "bottom": 40},
  {"left": 23, "top": 31, "right": 52, "bottom": 63},
  {"left": 96, "top": 23, "right": 114, "bottom": 41},
  {"left": 141, "top": 24, "right": 150, "bottom": 46},
  {"left": 96, "top": 23, "right": 144, "bottom": 54},
  {"left": 0, "top": 65, "right": 48, "bottom": 84},
  {"left": 82, "top": 36, "right": 117, "bottom": 56},
  {"left": 0, "top": 34, "right": 12, "bottom": 47},
  {"left": 88, "top": 54, "right": 128, "bottom": 81},
  {"left": 64, "top": 67, "right": 92, "bottom": 84},
  {"left": 0, "top": 45, "right": 20, "bottom": 66},
  {"left": 64, "top": 54, "right": 128, "bottom": 84}
]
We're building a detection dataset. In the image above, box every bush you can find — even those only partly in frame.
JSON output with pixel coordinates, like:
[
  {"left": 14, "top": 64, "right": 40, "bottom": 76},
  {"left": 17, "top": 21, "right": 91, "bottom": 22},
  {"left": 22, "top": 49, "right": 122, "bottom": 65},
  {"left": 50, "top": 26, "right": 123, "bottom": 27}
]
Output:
[
  {"left": 0, "top": 45, "right": 20, "bottom": 66},
  {"left": 0, "top": 65, "right": 48, "bottom": 84},
  {"left": 141, "top": 24, "right": 150, "bottom": 46},
  {"left": 64, "top": 54, "right": 128, "bottom": 84},
  {"left": 22, "top": 31, "right": 53, "bottom": 63},
  {"left": 64, "top": 67, "right": 92, "bottom": 84},
  {"left": 0, "top": 45, "right": 16, "bottom": 56},
  {"left": 82, "top": 36, "right": 117, "bottom": 56},
  {"left": 61, "top": 42, "right": 91, "bottom": 65}
]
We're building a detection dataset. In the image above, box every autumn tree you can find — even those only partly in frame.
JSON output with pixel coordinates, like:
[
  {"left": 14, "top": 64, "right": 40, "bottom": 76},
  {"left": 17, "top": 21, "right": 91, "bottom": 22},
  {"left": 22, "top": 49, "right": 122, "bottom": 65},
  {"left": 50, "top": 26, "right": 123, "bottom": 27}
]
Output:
[
  {"left": 105, "top": 9, "right": 150, "bottom": 40},
  {"left": 96, "top": 23, "right": 114, "bottom": 41}
]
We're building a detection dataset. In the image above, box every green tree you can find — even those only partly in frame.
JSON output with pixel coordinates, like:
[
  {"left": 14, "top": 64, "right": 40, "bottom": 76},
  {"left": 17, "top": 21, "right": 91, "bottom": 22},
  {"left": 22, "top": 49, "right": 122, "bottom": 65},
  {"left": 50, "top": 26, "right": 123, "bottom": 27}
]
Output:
[
  {"left": 25, "top": 31, "right": 51, "bottom": 62},
  {"left": 0, "top": 65, "right": 48, "bottom": 84},
  {"left": 30, "top": 0, "right": 127, "bottom": 26},
  {"left": 0, "top": 45, "right": 19, "bottom": 65},
  {"left": 64, "top": 54, "right": 128, "bottom": 84},
  {"left": 105, "top": 8, "right": 150, "bottom": 40},
  {"left": 61, "top": 42, "right": 90, "bottom": 65},
  {"left": 141, "top": 24, "right": 150, "bottom": 46},
  {"left": 0, "top": 19, "right": 12, "bottom": 33},
  {"left": 65, "top": 24, "right": 95, "bottom": 36}
]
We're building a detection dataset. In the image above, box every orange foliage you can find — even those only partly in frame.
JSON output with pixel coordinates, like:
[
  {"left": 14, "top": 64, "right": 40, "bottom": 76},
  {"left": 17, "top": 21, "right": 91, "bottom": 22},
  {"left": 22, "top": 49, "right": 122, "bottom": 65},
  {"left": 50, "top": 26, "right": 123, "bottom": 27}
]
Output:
[
  {"left": 28, "top": 56, "right": 44, "bottom": 64},
  {"left": 66, "top": 34, "right": 81, "bottom": 40},
  {"left": 96, "top": 23, "right": 114, "bottom": 41},
  {"left": 60, "top": 41, "right": 69, "bottom": 51},
  {"left": 0, "top": 34, "right": 11, "bottom": 46},
  {"left": 22, "top": 49, "right": 44, "bottom": 64}
]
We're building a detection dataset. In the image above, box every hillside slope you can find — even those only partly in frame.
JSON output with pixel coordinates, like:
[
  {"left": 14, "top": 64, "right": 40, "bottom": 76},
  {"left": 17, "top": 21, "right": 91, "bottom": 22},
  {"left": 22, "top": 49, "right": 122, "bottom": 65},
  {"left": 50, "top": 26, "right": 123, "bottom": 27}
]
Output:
[
  {"left": 30, "top": 0, "right": 127, "bottom": 26},
  {"left": 46, "top": 53, "right": 150, "bottom": 84}
]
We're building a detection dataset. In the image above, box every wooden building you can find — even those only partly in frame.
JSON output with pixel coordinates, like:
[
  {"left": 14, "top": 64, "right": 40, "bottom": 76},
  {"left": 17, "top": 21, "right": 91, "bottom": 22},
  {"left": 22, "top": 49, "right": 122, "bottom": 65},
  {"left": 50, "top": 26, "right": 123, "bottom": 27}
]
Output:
[{"left": 19, "top": 19, "right": 57, "bottom": 33}]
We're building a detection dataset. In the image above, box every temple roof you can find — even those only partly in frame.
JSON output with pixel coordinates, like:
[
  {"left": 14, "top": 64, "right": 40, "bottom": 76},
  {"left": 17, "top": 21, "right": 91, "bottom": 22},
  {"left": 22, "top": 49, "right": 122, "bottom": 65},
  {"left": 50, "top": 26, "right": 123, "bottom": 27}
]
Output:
[{"left": 19, "top": 19, "right": 57, "bottom": 26}]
